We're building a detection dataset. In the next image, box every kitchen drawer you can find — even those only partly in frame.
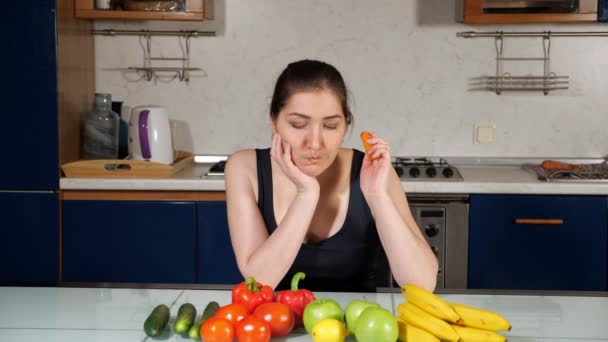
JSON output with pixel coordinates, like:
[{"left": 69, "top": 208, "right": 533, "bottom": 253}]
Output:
[
  {"left": 63, "top": 200, "right": 197, "bottom": 283},
  {"left": 469, "top": 195, "right": 607, "bottom": 291}
]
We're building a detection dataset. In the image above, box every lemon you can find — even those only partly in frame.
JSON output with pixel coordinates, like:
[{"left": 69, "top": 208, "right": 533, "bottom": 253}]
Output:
[{"left": 311, "top": 318, "right": 348, "bottom": 342}]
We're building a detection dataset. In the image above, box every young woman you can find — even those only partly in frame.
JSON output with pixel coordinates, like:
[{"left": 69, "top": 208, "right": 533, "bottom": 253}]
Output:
[{"left": 225, "top": 59, "right": 438, "bottom": 292}]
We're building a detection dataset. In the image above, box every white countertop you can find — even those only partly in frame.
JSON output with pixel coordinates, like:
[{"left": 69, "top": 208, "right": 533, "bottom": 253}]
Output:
[
  {"left": 1, "top": 286, "right": 606, "bottom": 341},
  {"left": 60, "top": 161, "right": 608, "bottom": 195}
]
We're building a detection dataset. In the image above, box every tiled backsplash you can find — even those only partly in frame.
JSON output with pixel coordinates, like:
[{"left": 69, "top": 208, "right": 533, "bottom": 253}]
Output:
[{"left": 94, "top": 0, "right": 608, "bottom": 158}]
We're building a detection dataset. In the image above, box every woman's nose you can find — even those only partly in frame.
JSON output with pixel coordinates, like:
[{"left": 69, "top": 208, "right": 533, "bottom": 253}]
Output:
[{"left": 307, "top": 128, "right": 323, "bottom": 150}]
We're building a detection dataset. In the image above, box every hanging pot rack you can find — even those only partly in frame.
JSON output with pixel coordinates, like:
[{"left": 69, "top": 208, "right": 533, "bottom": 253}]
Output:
[
  {"left": 93, "top": 29, "right": 216, "bottom": 82},
  {"left": 458, "top": 30, "right": 608, "bottom": 95}
]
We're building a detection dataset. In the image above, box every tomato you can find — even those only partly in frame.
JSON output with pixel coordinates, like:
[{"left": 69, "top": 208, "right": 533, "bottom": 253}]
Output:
[
  {"left": 235, "top": 315, "right": 271, "bottom": 342},
  {"left": 214, "top": 303, "right": 249, "bottom": 325},
  {"left": 253, "top": 302, "right": 295, "bottom": 337},
  {"left": 200, "top": 317, "right": 234, "bottom": 342}
]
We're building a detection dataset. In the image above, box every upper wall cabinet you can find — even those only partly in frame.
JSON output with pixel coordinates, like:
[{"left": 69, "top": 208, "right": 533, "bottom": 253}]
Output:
[
  {"left": 75, "top": 0, "right": 204, "bottom": 21},
  {"left": 464, "top": 0, "right": 598, "bottom": 24}
]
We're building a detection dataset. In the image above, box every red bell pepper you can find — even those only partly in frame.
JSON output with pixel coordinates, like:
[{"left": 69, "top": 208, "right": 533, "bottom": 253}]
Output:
[
  {"left": 274, "top": 272, "right": 316, "bottom": 328},
  {"left": 232, "top": 277, "right": 274, "bottom": 313}
]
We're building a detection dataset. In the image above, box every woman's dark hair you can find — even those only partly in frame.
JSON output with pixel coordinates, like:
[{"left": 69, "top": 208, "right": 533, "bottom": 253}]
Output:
[{"left": 270, "top": 60, "right": 353, "bottom": 127}]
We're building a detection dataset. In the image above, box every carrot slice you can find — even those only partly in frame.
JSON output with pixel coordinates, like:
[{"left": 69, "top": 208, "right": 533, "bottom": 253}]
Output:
[
  {"left": 360, "top": 131, "right": 373, "bottom": 156},
  {"left": 541, "top": 160, "right": 577, "bottom": 171}
]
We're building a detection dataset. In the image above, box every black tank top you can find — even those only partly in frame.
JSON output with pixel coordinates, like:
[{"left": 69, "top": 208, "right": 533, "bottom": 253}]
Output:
[{"left": 255, "top": 148, "right": 381, "bottom": 292}]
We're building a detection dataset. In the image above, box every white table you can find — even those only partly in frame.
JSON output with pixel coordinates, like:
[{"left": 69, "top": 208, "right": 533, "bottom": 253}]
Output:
[{"left": 0, "top": 287, "right": 607, "bottom": 341}]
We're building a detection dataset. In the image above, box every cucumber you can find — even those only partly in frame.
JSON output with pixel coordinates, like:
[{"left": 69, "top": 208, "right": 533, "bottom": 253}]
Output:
[
  {"left": 143, "top": 304, "right": 170, "bottom": 337},
  {"left": 188, "top": 301, "right": 220, "bottom": 339},
  {"left": 174, "top": 303, "right": 197, "bottom": 335}
]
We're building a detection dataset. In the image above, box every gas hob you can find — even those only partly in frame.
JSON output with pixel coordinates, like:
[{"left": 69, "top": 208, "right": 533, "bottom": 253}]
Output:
[
  {"left": 392, "top": 157, "right": 463, "bottom": 181},
  {"left": 203, "top": 156, "right": 463, "bottom": 181}
]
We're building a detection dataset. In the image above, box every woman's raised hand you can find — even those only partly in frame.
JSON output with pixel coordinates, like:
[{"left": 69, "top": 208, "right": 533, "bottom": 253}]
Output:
[
  {"left": 360, "top": 132, "right": 393, "bottom": 199},
  {"left": 270, "top": 133, "right": 320, "bottom": 195}
]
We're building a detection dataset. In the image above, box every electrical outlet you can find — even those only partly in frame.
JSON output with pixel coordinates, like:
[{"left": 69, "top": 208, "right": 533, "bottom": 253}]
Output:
[{"left": 474, "top": 124, "right": 496, "bottom": 144}]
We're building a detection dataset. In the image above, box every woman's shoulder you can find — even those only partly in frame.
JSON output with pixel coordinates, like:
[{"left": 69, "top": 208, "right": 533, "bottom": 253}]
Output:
[
  {"left": 339, "top": 148, "right": 363, "bottom": 162},
  {"left": 225, "top": 149, "right": 258, "bottom": 180}
]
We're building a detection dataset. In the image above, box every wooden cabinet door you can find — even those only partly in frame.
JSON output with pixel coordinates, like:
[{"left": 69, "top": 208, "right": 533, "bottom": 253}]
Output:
[
  {"left": 197, "top": 201, "right": 242, "bottom": 285},
  {"left": 0, "top": 193, "right": 59, "bottom": 284},
  {"left": 469, "top": 195, "right": 607, "bottom": 291},
  {"left": 1, "top": 1, "right": 58, "bottom": 190},
  {"left": 75, "top": 0, "right": 204, "bottom": 20},
  {"left": 464, "top": 0, "right": 598, "bottom": 23},
  {"left": 63, "top": 200, "right": 197, "bottom": 283}
]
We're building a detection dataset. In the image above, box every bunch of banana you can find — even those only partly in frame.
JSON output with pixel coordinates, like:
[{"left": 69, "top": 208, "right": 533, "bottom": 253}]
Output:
[
  {"left": 397, "top": 318, "right": 439, "bottom": 342},
  {"left": 396, "top": 284, "right": 511, "bottom": 342}
]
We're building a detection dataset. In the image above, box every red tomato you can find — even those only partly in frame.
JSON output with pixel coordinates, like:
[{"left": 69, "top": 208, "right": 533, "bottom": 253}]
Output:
[
  {"left": 235, "top": 315, "right": 271, "bottom": 342},
  {"left": 214, "top": 303, "right": 249, "bottom": 325},
  {"left": 252, "top": 302, "right": 295, "bottom": 337},
  {"left": 200, "top": 317, "right": 234, "bottom": 342}
]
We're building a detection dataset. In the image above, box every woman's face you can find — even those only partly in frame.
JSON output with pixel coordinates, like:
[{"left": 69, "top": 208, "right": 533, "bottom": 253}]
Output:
[{"left": 272, "top": 89, "right": 347, "bottom": 176}]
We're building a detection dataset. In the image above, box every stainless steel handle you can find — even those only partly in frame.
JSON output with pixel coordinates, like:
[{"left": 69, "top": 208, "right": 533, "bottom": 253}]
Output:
[{"left": 514, "top": 218, "right": 564, "bottom": 225}]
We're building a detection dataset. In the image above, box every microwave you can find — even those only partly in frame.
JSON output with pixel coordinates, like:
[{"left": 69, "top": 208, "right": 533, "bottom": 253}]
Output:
[{"left": 483, "top": 0, "right": 597, "bottom": 14}]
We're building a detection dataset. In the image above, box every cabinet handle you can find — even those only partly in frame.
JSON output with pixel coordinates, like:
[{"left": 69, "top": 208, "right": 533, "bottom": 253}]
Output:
[{"left": 514, "top": 218, "right": 564, "bottom": 225}]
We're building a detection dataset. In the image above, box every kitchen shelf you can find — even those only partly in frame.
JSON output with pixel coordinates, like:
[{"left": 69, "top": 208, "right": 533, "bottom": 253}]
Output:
[
  {"left": 75, "top": 0, "right": 204, "bottom": 21},
  {"left": 464, "top": 12, "right": 597, "bottom": 24}
]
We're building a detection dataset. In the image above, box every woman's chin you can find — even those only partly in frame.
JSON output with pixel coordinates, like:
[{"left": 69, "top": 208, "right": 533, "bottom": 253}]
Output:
[{"left": 296, "top": 162, "right": 325, "bottom": 177}]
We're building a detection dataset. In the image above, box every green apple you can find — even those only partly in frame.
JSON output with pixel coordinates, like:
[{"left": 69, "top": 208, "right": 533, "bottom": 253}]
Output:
[
  {"left": 344, "top": 299, "right": 380, "bottom": 332},
  {"left": 353, "top": 306, "right": 399, "bottom": 342},
  {"left": 302, "top": 298, "right": 344, "bottom": 334}
]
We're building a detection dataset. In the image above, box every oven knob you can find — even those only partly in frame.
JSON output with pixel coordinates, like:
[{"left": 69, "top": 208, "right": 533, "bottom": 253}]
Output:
[
  {"left": 431, "top": 246, "right": 439, "bottom": 256},
  {"left": 425, "top": 224, "right": 439, "bottom": 237},
  {"left": 409, "top": 167, "right": 420, "bottom": 178},
  {"left": 442, "top": 167, "right": 454, "bottom": 178},
  {"left": 394, "top": 166, "right": 404, "bottom": 177},
  {"left": 425, "top": 167, "right": 437, "bottom": 177}
]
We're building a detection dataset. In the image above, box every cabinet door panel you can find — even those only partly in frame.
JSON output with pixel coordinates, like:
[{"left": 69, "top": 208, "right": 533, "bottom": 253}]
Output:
[
  {"left": 1, "top": 1, "right": 58, "bottom": 190},
  {"left": 469, "top": 195, "right": 607, "bottom": 291},
  {"left": 63, "top": 201, "right": 196, "bottom": 283},
  {"left": 197, "top": 202, "right": 242, "bottom": 284},
  {"left": 0, "top": 192, "right": 59, "bottom": 284}
]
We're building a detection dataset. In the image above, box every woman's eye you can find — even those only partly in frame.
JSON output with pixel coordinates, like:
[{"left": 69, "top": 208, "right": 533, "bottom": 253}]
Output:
[
  {"left": 324, "top": 125, "right": 338, "bottom": 130},
  {"left": 291, "top": 123, "right": 307, "bottom": 129}
]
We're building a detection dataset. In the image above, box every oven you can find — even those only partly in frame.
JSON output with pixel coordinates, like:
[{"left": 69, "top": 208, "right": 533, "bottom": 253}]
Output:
[
  {"left": 376, "top": 194, "right": 469, "bottom": 290},
  {"left": 409, "top": 194, "right": 469, "bottom": 290}
]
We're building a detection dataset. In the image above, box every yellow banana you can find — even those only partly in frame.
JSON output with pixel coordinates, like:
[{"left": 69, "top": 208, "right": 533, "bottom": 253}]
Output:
[
  {"left": 397, "top": 302, "right": 461, "bottom": 342},
  {"left": 452, "top": 325, "right": 507, "bottom": 342},
  {"left": 450, "top": 302, "right": 511, "bottom": 331},
  {"left": 402, "top": 283, "right": 461, "bottom": 323},
  {"left": 397, "top": 318, "right": 440, "bottom": 342}
]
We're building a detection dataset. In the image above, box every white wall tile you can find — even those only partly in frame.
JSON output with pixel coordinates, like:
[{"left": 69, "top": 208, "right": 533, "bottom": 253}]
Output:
[{"left": 94, "top": 0, "right": 608, "bottom": 157}]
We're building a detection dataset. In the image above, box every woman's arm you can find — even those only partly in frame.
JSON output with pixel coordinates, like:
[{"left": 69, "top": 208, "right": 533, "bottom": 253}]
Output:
[
  {"left": 367, "top": 174, "right": 439, "bottom": 291},
  {"left": 360, "top": 135, "right": 438, "bottom": 291},
  {"left": 225, "top": 136, "right": 320, "bottom": 288}
]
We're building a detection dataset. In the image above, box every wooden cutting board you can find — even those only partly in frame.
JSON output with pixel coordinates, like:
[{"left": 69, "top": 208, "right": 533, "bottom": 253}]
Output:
[{"left": 61, "top": 150, "right": 193, "bottom": 178}]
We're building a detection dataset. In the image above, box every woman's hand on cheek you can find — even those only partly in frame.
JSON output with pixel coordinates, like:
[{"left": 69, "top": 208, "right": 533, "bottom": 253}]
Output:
[
  {"left": 271, "top": 133, "right": 320, "bottom": 196},
  {"left": 360, "top": 133, "right": 392, "bottom": 199}
]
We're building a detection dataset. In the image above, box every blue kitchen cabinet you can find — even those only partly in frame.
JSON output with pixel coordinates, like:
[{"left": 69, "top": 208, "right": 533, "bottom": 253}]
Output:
[
  {"left": 63, "top": 201, "right": 197, "bottom": 283},
  {"left": 469, "top": 195, "right": 607, "bottom": 291},
  {"left": 197, "top": 202, "right": 243, "bottom": 285},
  {"left": 2, "top": 1, "right": 59, "bottom": 190},
  {"left": 0, "top": 0, "right": 61, "bottom": 285},
  {"left": 0, "top": 193, "right": 59, "bottom": 284}
]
